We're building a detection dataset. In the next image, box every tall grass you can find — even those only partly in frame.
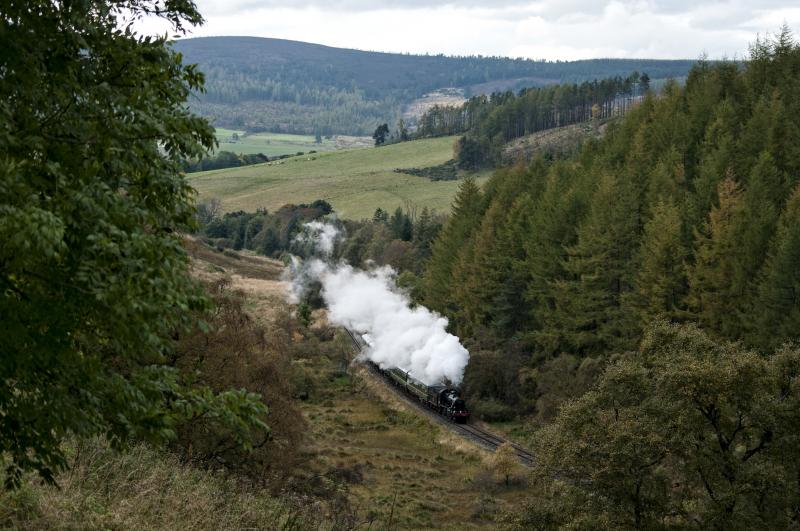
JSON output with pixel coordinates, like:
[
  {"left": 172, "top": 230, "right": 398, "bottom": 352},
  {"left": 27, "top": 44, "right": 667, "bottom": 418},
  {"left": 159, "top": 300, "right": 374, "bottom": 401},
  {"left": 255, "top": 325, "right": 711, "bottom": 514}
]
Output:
[{"left": 1, "top": 438, "right": 321, "bottom": 530}]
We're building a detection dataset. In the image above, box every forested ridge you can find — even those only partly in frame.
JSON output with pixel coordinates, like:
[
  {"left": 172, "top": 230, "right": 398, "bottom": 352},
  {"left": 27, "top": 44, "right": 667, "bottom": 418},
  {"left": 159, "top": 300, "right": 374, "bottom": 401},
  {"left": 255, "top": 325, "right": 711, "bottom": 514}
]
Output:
[
  {"left": 425, "top": 29, "right": 800, "bottom": 401},
  {"left": 173, "top": 36, "right": 695, "bottom": 135},
  {"left": 416, "top": 73, "right": 647, "bottom": 168},
  {"left": 421, "top": 30, "right": 800, "bottom": 526}
]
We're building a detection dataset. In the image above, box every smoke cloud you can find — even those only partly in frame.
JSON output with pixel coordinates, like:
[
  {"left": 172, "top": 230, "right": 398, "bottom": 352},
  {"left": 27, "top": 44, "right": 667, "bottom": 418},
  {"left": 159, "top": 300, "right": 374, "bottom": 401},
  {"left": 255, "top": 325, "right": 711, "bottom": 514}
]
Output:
[
  {"left": 288, "top": 222, "right": 469, "bottom": 386},
  {"left": 293, "top": 220, "right": 342, "bottom": 257}
]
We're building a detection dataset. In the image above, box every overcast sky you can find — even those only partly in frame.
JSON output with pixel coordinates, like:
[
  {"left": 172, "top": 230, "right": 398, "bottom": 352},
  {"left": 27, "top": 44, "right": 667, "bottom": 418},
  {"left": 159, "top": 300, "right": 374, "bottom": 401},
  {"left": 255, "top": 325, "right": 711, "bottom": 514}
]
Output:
[{"left": 143, "top": 1, "right": 800, "bottom": 60}]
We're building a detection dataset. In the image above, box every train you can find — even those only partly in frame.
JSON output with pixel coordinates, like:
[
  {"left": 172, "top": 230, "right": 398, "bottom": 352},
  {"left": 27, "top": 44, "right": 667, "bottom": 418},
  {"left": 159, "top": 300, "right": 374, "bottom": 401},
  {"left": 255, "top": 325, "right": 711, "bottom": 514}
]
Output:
[{"left": 369, "top": 361, "right": 470, "bottom": 423}]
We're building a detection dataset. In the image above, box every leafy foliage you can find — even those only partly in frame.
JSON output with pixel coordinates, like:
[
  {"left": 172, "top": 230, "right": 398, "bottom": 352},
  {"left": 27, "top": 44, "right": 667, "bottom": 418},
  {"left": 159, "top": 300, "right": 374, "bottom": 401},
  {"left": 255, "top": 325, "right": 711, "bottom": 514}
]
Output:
[
  {"left": 0, "top": 0, "right": 266, "bottom": 488},
  {"left": 199, "top": 202, "right": 332, "bottom": 255},
  {"left": 196, "top": 201, "right": 444, "bottom": 280},
  {"left": 517, "top": 322, "right": 800, "bottom": 529},
  {"left": 173, "top": 278, "right": 306, "bottom": 487}
]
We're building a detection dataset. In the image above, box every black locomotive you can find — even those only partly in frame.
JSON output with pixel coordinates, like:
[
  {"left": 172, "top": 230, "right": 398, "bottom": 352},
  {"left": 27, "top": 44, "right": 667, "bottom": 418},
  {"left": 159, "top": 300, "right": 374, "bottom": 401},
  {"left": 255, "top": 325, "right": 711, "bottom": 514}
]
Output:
[{"left": 371, "top": 362, "right": 469, "bottom": 423}]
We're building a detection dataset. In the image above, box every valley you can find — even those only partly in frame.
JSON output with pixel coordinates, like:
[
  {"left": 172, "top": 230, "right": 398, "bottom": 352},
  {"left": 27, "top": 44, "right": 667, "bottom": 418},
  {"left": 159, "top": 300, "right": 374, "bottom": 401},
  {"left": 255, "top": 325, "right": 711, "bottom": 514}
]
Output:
[{"left": 6, "top": 2, "right": 800, "bottom": 528}]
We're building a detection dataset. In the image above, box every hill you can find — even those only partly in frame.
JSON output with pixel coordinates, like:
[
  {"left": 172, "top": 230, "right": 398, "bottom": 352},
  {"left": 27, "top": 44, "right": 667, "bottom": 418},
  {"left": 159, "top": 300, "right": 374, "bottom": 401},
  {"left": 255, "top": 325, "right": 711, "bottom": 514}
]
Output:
[
  {"left": 173, "top": 36, "right": 696, "bottom": 135},
  {"left": 190, "top": 136, "right": 492, "bottom": 219}
]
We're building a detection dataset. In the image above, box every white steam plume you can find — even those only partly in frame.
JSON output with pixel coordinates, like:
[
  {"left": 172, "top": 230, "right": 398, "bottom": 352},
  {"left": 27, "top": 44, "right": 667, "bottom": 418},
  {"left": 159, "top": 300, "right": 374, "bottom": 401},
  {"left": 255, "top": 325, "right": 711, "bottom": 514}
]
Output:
[
  {"left": 288, "top": 222, "right": 469, "bottom": 386},
  {"left": 293, "top": 220, "right": 341, "bottom": 257}
]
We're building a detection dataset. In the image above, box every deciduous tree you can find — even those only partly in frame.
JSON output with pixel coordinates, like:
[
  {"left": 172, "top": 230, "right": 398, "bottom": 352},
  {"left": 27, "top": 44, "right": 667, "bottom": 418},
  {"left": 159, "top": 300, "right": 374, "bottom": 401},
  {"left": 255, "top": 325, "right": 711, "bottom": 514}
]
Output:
[
  {"left": 0, "top": 0, "right": 266, "bottom": 488},
  {"left": 520, "top": 322, "right": 800, "bottom": 529}
]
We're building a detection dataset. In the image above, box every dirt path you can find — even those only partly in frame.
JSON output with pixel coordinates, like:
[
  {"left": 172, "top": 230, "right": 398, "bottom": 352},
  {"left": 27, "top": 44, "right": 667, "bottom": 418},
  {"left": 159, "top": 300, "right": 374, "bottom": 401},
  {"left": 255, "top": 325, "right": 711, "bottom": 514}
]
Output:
[{"left": 186, "top": 237, "right": 290, "bottom": 322}]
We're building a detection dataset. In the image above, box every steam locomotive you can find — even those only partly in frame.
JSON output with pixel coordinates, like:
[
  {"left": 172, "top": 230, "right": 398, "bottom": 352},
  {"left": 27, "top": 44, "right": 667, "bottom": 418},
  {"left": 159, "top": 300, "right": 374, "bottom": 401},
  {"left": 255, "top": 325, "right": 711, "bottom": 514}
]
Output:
[{"left": 370, "top": 362, "right": 470, "bottom": 423}]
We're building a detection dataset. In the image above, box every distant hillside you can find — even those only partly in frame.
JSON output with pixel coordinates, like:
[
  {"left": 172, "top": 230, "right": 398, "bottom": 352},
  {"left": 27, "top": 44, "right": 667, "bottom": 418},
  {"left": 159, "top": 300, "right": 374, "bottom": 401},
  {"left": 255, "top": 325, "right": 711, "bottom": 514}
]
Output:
[
  {"left": 189, "top": 136, "right": 492, "bottom": 220},
  {"left": 173, "top": 36, "right": 696, "bottom": 135}
]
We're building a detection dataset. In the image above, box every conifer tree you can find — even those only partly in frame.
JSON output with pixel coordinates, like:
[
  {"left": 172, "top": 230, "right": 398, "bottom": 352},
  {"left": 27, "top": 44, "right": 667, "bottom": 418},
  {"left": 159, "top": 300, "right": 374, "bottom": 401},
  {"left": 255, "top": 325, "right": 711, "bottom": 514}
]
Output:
[
  {"left": 452, "top": 193, "right": 534, "bottom": 341},
  {"left": 451, "top": 164, "right": 537, "bottom": 338},
  {"left": 451, "top": 199, "right": 507, "bottom": 336},
  {"left": 540, "top": 172, "right": 641, "bottom": 355},
  {"left": 733, "top": 152, "right": 782, "bottom": 302},
  {"left": 488, "top": 196, "right": 535, "bottom": 338},
  {"left": 389, "top": 206, "right": 413, "bottom": 241},
  {"left": 423, "top": 178, "right": 484, "bottom": 315},
  {"left": 686, "top": 176, "right": 745, "bottom": 336},
  {"left": 645, "top": 147, "right": 686, "bottom": 209},
  {"left": 412, "top": 207, "right": 440, "bottom": 259},
  {"left": 734, "top": 95, "right": 778, "bottom": 177},
  {"left": 748, "top": 186, "right": 800, "bottom": 350},
  {"left": 686, "top": 100, "right": 737, "bottom": 231},
  {"left": 632, "top": 199, "right": 688, "bottom": 322},
  {"left": 525, "top": 165, "right": 589, "bottom": 350}
]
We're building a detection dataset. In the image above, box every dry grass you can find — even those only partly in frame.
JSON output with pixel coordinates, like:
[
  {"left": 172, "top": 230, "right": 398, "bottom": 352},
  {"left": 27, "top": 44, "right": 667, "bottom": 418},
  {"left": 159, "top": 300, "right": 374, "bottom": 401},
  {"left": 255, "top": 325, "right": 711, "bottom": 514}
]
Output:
[
  {"left": 186, "top": 236, "right": 284, "bottom": 281},
  {"left": 186, "top": 237, "right": 290, "bottom": 323},
  {"left": 502, "top": 121, "right": 607, "bottom": 164},
  {"left": 0, "top": 439, "right": 322, "bottom": 530},
  {"left": 293, "top": 332, "right": 531, "bottom": 529},
  {"left": 402, "top": 88, "right": 467, "bottom": 122}
]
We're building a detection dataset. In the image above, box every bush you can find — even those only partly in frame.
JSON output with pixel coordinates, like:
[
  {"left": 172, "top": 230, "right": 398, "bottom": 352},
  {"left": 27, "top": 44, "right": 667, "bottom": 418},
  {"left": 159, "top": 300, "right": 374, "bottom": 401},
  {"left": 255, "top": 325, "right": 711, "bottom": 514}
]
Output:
[
  {"left": 172, "top": 279, "right": 307, "bottom": 489},
  {"left": 531, "top": 353, "right": 604, "bottom": 424},
  {"left": 524, "top": 322, "right": 800, "bottom": 529},
  {"left": 470, "top": 398, "right": 516, "bottom": 422},
  {"left": 394, "top": 159, "right": 460, "bottom": 181}
]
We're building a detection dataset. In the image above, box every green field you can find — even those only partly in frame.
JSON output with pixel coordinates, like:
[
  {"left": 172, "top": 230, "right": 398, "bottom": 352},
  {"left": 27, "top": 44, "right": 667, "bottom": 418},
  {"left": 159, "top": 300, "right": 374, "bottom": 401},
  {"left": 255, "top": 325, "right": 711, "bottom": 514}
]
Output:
[
  {"left": 213, "top": 128, "right": 340, "bottom": 157},
  {"left": 191, "top": 136, "right": 491, "bottom": 219}
]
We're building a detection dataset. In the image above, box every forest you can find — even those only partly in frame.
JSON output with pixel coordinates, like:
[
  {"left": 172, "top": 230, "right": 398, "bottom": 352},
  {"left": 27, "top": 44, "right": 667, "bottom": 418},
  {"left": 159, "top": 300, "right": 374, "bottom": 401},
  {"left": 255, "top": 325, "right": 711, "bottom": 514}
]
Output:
[
  {"left": 412, "top": 29, "right": 800, "bottom": 527},
  {"left": 420, "top": 30, "right": 800, "bottom": 526},
  {"left": 173, "top": 36, "right": 695, "bottom": 135},
  {"left": 423, "top": 29, "right": 800, "bottom": 416},
  {"left": 416, "top": 72, "right": 648, "bottom": 167},
  {"left": 198, "top": 202, "right": 445, "bottom": 283}
]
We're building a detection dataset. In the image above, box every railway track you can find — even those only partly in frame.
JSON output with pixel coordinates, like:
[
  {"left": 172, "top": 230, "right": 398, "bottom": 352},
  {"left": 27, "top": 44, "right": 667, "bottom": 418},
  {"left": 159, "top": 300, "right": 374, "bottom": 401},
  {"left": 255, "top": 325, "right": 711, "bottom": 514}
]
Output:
[{"left": 343, "top": 328, "right": 535, "bottom": 467}]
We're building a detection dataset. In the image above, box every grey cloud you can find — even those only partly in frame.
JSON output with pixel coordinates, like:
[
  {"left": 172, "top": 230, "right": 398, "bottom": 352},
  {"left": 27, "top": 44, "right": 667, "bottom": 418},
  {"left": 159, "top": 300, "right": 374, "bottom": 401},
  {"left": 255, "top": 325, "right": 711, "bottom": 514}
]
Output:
[
  {"left": 198, "top": 0, "right": 798, "bottom": 13},
  {"left": 185, "top": 0, "right": 800, "bottom": 61}
]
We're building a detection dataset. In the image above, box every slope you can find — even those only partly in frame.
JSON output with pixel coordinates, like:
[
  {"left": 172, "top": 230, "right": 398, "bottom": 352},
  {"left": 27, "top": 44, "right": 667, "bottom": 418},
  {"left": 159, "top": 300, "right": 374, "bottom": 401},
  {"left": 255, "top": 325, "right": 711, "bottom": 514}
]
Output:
[{"left": 190, "top": 136, "right": 492, "bottom": 219}]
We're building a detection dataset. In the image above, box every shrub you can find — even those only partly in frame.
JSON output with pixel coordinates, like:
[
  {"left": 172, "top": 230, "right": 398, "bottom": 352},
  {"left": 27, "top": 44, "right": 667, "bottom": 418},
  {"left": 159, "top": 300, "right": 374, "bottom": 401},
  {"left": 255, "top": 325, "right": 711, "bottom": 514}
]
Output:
[
  {"left": 172, "top": 279, "right": 307, "bottom": 489},
  {"left": 470, "top": 399, "right": 516, "bottom": 422}
]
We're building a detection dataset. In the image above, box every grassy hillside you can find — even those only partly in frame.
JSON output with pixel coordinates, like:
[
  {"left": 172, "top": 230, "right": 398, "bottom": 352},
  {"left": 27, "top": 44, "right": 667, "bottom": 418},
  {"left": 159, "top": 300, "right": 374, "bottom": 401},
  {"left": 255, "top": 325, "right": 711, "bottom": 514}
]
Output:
[
  {"left": 214, "top": 128, "right": 334, "bottom": 156},
  {"left": 191, "top": 136, "right": 491, "bottom": 219}
]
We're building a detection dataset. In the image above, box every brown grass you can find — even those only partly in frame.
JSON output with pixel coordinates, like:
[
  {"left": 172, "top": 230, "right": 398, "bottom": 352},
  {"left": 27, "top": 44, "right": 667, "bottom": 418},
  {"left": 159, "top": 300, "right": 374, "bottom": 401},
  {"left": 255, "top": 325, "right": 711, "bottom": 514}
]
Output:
[
  {"left": 186, "top": 237, "right": 290, "bottom": 324},
  {"left": 290, "top": 333, "right": 531, "bottom": 529},
  {"left": 0, "top": 438, "right": 323, "bottom": 530}
]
